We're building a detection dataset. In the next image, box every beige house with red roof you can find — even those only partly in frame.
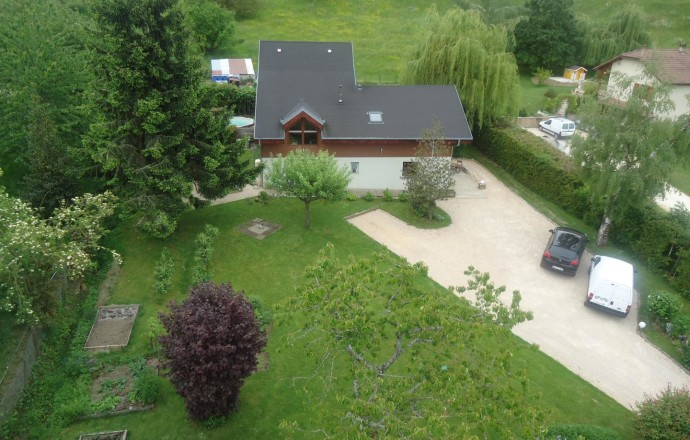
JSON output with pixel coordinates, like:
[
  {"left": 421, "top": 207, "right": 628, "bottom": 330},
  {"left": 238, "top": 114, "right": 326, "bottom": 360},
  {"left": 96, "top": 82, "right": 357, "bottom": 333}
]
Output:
[{"left": 595, "top": 47, "right": 690, "bottom": 120}]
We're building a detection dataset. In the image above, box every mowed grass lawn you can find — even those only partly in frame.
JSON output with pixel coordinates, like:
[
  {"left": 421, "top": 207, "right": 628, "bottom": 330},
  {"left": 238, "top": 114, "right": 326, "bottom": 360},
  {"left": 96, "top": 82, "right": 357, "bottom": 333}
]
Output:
[{"left": 60, "top": 196, "right": 637, "bottom": 439}]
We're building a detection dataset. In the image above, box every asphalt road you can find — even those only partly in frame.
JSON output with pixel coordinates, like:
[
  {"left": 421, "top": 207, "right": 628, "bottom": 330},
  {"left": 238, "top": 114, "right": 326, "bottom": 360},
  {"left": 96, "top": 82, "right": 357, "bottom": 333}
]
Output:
[{"left": 348, "top": 159, "right": 690, "bottom": 409}]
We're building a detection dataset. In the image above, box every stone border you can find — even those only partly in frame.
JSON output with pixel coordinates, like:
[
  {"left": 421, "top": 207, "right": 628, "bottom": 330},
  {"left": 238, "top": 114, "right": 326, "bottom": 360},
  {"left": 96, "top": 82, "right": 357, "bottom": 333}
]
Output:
[
  {"left": 235, "top": 218, "right": 282, "bottom": 240},
  {"left": 78, "top": 429, "right": 127, "bottom": 440}
]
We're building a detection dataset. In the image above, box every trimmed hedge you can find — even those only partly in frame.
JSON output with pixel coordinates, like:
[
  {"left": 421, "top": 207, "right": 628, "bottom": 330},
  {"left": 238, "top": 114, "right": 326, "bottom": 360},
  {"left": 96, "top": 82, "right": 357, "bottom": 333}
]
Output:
[
  {"left": 476, "top": 125, "right": 690, "bottom": 299},
  {"left": 475, "top": 125, "right": 590, "bottom": 218}
]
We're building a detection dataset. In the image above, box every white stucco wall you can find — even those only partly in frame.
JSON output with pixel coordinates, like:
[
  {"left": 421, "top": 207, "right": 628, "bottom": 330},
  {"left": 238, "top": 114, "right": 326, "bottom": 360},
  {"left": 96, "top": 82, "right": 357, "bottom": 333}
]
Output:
[
  {"left": 607, "top": 58, "right": 690, "bottom": 120},
  {"left": 261, "top": 156, "right": 452, "bottom": 192}
]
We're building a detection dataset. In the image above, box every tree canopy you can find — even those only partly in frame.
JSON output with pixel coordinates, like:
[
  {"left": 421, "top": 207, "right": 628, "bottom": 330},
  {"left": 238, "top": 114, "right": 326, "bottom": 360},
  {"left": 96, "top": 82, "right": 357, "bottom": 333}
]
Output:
[
  {"left": 581, "top": 5, "right": 652, "bottom": 67},
  {"left": 570, "top": 70, "right": 690, "bottom": 245},
  {"left": 403, "top": 6, "right": 519, "bottom": 130},
  {"left": 403, "top": 119, "right": 455, "bottom": 219},
  {"left": 159, "top": 282, "right": 267, "bottom": 420},
  {"left": 85, "top": 0, "right": 260, "bottom": 238},
  {"left": 264, "top": 149, "right": 351, "bottom": 228},
  {"left": 278, "top": 244, "right": 542, "bottom": 437},
  {"left": 0, "top": 0, "right": 93, "bottom": 201},
  {"left": 513, "top": 0, "right": 584, "bottom": 71},
  {"left": 0, "top": 180, "right": 118, "bottom": 324}
]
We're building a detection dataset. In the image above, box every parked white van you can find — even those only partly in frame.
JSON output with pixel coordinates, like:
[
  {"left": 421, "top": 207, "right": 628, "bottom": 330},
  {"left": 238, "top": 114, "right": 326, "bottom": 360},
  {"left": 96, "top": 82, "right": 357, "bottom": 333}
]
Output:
[
  {"left": 585, "top": 256, "right": 634, "bottom": 317},
  {"left": 538, "top": 117, "right": 576, "bottom": 138}
]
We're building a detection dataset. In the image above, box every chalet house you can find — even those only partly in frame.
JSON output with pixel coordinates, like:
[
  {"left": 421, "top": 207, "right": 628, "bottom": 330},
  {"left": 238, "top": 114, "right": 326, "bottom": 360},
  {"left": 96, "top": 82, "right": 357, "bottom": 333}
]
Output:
[
  {"left": 253, "top": 41, "right": 472, "bottom": 192},
  {"left": 594, "top": 47, "right": 690, "bottom": 120}
]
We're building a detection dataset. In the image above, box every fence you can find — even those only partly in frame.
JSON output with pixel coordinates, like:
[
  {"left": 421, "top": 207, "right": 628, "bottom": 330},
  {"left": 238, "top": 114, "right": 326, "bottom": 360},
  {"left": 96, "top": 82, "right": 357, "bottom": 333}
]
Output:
[{"left": 0, "top": 327, "right": 41, "bottom": 424}]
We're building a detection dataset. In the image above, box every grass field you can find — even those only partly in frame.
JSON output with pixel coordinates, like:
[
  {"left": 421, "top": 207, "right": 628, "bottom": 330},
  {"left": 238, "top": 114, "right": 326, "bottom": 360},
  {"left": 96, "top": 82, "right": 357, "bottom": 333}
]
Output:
[
  {"left": 227, "top": 0, "right": 690, "bottom": 82},
  {"left": 57, "top": 195, "right": 638, "bottom": 439}
]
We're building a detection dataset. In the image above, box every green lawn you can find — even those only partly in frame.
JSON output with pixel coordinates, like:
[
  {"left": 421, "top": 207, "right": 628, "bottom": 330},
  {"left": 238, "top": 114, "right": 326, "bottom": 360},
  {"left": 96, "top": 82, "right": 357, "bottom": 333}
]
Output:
[{"left": 55, "top": 195, "right": 637, "bottom": 439}]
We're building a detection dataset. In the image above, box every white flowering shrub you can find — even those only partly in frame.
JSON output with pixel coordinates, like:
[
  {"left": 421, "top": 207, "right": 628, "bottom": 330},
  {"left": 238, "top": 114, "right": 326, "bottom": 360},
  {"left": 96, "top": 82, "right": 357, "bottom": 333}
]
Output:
[{"left": 0, "top": 188, "right": 118, "bottom": 324}]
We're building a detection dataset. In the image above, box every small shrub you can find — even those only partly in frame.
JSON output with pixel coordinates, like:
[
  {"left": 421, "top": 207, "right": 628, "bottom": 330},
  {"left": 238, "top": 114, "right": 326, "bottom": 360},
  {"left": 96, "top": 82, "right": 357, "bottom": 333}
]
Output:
[
  {"left": 154, "top": 248, "right": 174, "bottom": 304},
  {"left": 132, "top": 372, "right": 162, "bottom": 405},
  {"left": 547, "top": 423, "right": 623, "bottom": 440},
  {"left": 533, "top": 67, "right": 552, "bottom": 86},
  {"left": 671, "top": 314, "right": 690, "bottom": 339},
  {"left": 544, "top": 88, "right": 557, "bottom": 99},
  {"left": 248, "top": 295, "right": 272, "bottom": 331},
  {"left": 382, "top": 189, "right": 393, "bottom": 202},
  {"left": 432, "top": 211, "right": 447, "bottom": 222},
  {"left": 255, "top": 190, "right": 270, "bottom": 205},
  {"left": 398, "top": 191, "right": 408, "bottom": 202},
  {"left": 635, "top": 385, "right": 690, "bottom": 440},
  {"left": 345, "top": 192, "right": 358, "bottom": 201},
  {"left": 91, "top": 395, "right": 122, "bottom": 413},
  {"left": 204, "top": 415, "right": 228, "bottom": 429},
  {"left": 647, "top": 290, "right": 682, "bottom": 324},
  {"left": 362, "top": 192, "right": 375, "bottom": 202}
]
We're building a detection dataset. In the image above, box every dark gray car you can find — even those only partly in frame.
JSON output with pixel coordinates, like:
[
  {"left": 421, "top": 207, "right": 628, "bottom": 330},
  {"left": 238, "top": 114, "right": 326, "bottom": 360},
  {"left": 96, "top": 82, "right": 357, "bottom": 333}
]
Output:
[{"left": 540, "top": 227, "right": 587, "bottom": 275}]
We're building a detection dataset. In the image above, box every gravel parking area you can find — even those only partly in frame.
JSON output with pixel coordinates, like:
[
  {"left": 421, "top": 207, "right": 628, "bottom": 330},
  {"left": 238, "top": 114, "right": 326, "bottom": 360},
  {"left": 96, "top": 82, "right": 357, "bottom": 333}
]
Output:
[{"left": 348, "top": 159, "right": 690, "bottom": 408}]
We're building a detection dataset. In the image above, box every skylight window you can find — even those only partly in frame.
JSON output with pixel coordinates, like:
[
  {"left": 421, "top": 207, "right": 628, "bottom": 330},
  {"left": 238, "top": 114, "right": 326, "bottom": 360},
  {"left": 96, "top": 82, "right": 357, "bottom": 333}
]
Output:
[{"left": 368, "top": 111, "right": 383, "bottom": 124}]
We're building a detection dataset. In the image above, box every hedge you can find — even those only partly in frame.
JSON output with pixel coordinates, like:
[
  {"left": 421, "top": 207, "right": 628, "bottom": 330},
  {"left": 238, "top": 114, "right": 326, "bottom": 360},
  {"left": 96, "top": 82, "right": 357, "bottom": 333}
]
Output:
[{"left": 475, "top": 125, "right": 590, "bottom": 218}]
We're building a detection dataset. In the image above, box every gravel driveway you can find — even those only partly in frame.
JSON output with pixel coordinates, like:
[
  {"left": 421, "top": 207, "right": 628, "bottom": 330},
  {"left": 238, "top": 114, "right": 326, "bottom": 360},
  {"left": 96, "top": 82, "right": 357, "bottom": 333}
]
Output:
[{"left": 348, "top": 159, "right": 690, "bottom": 409}]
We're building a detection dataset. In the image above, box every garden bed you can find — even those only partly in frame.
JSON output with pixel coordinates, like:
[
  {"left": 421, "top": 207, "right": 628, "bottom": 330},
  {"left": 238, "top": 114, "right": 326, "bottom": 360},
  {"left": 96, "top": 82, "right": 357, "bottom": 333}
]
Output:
[
  {"left": 84, "top": 305, "right": 139, "bottom": 352},
  {"left": 78, "top": 430, "right": 127, "bottom": 440}
]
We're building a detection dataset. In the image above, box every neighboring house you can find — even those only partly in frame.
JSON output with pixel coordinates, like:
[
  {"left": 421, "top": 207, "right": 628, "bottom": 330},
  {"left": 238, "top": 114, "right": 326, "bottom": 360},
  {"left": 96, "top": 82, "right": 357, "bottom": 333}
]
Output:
[
  {"left": 563, "top": 66, "right": 587, "bottom": 81},
  {"left": 253, "top": 41, "right": 472, "bottom": 192},
  {"left": 211, "top": 58, "right": 255, "bottom": 84},
  {"left": 594, "top": 47, "right": 690, "bottom": 120}
]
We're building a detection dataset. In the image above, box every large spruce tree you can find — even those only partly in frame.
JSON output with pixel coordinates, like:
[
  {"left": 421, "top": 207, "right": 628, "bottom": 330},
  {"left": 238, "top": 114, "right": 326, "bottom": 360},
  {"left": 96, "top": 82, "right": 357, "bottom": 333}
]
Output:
[{"left": 85, "top": 0, "right": 259, "bottom": 237}]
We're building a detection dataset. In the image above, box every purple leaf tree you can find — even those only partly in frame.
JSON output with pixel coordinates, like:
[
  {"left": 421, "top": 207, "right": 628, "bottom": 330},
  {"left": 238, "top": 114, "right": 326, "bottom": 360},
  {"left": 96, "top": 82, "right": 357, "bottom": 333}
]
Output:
[{"left": 159, "top": 282, "right": 267, "bottom": 420}]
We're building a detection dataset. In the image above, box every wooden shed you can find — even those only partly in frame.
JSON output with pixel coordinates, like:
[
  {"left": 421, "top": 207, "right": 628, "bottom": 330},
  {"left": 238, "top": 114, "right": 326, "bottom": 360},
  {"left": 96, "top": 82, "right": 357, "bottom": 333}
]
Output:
[{"left": 563, "top": 66, "right": 587, "bottom": 81}]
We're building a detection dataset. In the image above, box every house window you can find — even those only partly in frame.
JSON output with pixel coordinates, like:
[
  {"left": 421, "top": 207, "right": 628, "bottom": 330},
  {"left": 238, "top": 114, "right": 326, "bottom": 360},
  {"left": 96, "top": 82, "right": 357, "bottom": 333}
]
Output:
[
  {"left": 288, "top": 119, "right": 319, "bottom": 145},
  {"left": 351, "top": 162, "right": 359, "bottom": 174},
  {"left": 402, "top": 161, "right": 416, "bottom": 176},
  {"left": 368, "top": 111, "right": 383, "bottom": 124}
]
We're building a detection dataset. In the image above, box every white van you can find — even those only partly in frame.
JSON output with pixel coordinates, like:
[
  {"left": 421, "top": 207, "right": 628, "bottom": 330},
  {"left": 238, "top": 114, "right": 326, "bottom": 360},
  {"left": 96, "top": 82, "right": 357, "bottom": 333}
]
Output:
[
  {"left": 538, "top": 117, "right": 576, "bottom": 138},
  {"left": 584, "top": 256, "right": 634, "bottom": 317}
]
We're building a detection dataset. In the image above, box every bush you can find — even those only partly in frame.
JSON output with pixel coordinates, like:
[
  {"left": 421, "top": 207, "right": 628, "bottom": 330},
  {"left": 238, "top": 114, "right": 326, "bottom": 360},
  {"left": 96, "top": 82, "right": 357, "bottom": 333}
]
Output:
[
  {"left": 635, "top": 385, "right": 690, "bottom": 440},
  {"left": 647, "top": 290, "right": 683, "bottom": 324},
  {"left": 345, "top": 192, "right": 358, "bottom": 201},
  {"left": 248, "top": 295, "right": 272, "bottom": 331},
  {"left": 132, "top": 372, "right": 162, "bottom": 405},
  {"left": 256, "top": 190, "right": 270, "bottom": 205},
  {"left": 671, "top": 314, "right": 690, "bottom": 339},
  {"left": 398, "top": 191, "right": 408, "bottom": 202},
  {"left": 475, "top": 126, "right": 590, "bottom": 218},
  {"left": 382, "top": 188, "right": 393, "bottom": 202},
  {"left": 533, "top": 68, "right": 552, "bottom": 85},
  {"left": 547, "top": 423, "right": 623, "bottom": 440},
  {"left": 362, "top": 192, "right": 375, "bottom": 202}
]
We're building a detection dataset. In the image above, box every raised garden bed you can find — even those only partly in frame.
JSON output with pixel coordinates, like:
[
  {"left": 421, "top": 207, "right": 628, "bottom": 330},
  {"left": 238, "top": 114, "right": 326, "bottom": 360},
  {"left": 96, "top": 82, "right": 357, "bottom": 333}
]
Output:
[
  {"left": 78, "top": 430, "right": 127, "bottom": 440},
  {"left": 84, "top": 305, "right": 139, "bottom": 352}
]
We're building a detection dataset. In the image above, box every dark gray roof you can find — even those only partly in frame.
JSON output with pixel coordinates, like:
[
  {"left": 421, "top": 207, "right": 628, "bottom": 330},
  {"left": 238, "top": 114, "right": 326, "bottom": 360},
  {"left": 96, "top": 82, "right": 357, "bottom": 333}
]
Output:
[{"left": 254, "top": 41, "right": 472, "bottom": 141}]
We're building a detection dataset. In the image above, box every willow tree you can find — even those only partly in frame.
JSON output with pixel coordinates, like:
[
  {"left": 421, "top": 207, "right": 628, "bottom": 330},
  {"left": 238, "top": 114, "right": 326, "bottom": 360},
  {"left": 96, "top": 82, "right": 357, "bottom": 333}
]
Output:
[
  {"left": 582, "top": 5, "right": 652, "bottom": 67},
  {"left": 570, "top": 68, "right": 690, "bottom": 246},
  {"left": 403, "top": 6, "right": 519, "bottom": 130}
]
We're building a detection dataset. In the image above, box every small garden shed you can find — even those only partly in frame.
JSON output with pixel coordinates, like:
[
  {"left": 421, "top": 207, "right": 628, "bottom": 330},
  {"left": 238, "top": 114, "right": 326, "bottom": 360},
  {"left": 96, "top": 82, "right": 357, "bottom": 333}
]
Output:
[{"left": 563, "top": 66, "right": 587, "bottom": 81}]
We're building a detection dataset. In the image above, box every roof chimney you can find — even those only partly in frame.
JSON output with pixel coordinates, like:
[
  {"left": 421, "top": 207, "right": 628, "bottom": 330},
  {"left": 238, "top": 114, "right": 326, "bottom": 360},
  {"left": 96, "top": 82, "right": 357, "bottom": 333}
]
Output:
[{"left": 338, "top": 85, "right": 343, "bottom": 104}]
